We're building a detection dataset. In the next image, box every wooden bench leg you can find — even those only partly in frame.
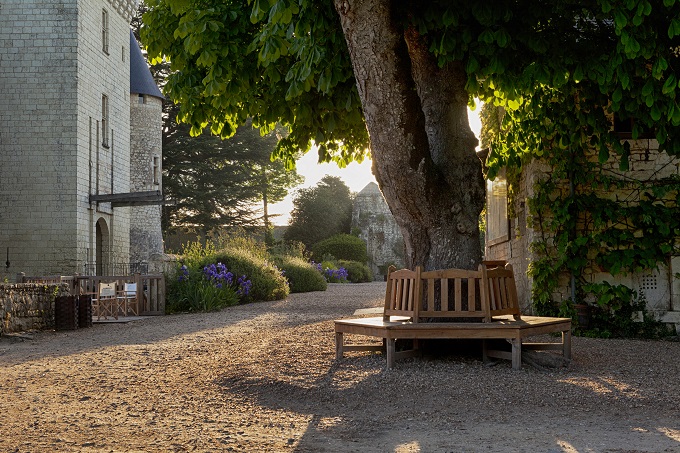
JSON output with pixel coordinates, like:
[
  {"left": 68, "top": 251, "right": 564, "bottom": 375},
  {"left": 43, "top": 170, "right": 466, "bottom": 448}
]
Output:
[
  {"left": 482, "top": 340, "right": 489, "bottom": 364},
  {"left": 335, "top": 332, "right": 344, "bottom": 359},
  {"left": 510, "top": 337, "right": 522, "bottom": 370},
  {"left": 563, "top": 329, "right": 572, "bottom": 360},
  {"left": 386, "top": 338, "right": 396, "bottom": 369}
]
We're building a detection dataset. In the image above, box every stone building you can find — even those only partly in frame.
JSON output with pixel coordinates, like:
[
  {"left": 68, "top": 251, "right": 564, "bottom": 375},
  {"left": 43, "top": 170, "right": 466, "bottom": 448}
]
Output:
[
  {"left": 352, "top": 182, "right": 405, "bottom": 280},
  {"left": 0, "top": 0, "right": 164, "bottom": 280},
  {"left": 482, "top": 139, "right": 680, "bottom": 331}
]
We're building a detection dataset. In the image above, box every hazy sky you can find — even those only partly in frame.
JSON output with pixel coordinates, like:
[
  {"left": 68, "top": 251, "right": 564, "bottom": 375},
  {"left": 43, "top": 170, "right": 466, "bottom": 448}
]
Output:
[{"left": 268, "top": 106, "right": 484, "bottom": 225}]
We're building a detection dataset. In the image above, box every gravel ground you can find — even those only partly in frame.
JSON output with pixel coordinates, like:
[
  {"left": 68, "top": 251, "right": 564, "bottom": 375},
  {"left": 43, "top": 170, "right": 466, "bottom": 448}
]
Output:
[{"left": 1, "top": 282, "right": 679, "bottom": 453}]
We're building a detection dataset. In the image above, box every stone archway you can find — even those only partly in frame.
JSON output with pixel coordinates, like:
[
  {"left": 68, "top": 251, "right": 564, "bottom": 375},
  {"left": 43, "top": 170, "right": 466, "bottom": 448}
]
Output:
[{"left": 95, "top": 218, "right": 110, "bottom": 276}]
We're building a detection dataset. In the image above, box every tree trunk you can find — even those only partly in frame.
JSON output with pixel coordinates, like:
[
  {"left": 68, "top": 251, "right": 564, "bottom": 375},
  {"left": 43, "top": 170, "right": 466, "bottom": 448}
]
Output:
[{"left": 334, "top": 0, "right": 484, "bottom": 270}]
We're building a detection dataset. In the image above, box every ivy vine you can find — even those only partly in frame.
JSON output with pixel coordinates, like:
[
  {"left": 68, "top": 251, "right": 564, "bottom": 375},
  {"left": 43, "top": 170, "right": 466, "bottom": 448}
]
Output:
[{"left": 522, "top": 147, "right": 678, "bottom": 338}]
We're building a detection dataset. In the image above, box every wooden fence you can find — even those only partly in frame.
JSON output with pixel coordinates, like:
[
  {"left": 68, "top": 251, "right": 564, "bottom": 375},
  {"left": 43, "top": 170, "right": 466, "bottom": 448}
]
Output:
[{"left": 17, "top": 273, "right": 165, "bottom": 316}]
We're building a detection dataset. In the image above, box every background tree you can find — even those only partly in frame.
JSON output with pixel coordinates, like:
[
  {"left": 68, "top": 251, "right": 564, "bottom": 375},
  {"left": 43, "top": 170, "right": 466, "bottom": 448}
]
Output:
[
  {"left": 284, "top": 176, "right": 353, "bottom": 248},
  {"left": 142, "top": 0, "right": 680, "bottom": 271},
  {"left": 163, "top": 118, "right": 303, "bottom": 235}
]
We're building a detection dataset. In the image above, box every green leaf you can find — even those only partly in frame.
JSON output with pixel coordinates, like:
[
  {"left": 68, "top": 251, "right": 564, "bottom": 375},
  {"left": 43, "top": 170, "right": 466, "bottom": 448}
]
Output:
[
  {"left": 615, "top": 10, "right": 628, "bottom": 29},
  {"left": 662, "top": 74, "right": 677, "bottom": 95},
  {"left": 495, "top": 29, "right": 509, "bottom": 48},
  {"left": 573, "top": 65, "right": 584, "bottom": 82},
  {"left": 669, "top": 18, "right": 680, "bottom": 38},
  {"left": 599, "top": 145, "right": 610, "bottom": 162}
]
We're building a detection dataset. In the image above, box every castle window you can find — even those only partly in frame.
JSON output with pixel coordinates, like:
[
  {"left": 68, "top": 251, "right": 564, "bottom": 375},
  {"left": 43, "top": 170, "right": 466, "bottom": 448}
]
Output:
[
  {"left": 101, "top": 94, "right": 109, "bottom": 148},
  {"left": 613, "top": 113, "right": 655, "bottom": 139},
  {"left": 486, "top": 168, "right": 509, "bottom": 246},
  {"left": 102, "top": 9, "right": 109, "bottom": 54},
  {"left": 138, "top": 94, "right": 146, "bottom": 104},
  {"left": 153, "top": 156, "right": 160, "bottom": 185}
]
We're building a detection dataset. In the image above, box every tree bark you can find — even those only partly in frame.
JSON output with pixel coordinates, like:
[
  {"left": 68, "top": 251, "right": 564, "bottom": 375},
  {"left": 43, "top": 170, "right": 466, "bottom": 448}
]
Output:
[{"left": 334, "top": 0, "right": 484, "bottom": 270}]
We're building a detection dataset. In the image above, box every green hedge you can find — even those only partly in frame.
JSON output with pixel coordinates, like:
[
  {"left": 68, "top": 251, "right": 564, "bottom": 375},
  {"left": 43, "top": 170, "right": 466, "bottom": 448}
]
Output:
[
  {"left": 338, "top": 260, "right": 373, "bottom": 283},
  {"left": 311, "top": 234, "right": 368, "bottom": 263},
  {"left": 274, "top": 255, "right": 328, "bottom": 293},
  {"left": 198, "top": 248, "right": 289, "bottom": 302}
]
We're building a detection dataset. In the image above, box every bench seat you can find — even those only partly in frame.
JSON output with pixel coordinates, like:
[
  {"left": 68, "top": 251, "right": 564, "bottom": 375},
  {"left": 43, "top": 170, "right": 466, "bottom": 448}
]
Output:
[{"left": 334, "top": 264, "right": 572, "bottom": 370}]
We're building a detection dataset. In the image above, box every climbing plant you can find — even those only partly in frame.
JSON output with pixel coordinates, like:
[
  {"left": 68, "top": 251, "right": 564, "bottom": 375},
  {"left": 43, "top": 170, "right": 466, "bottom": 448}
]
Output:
[
  {"left": 472, "top": 1, "right": 680, "bottom": 337},
  {"left": 507, "top": 145, "right": 680, "bottom": 337}
]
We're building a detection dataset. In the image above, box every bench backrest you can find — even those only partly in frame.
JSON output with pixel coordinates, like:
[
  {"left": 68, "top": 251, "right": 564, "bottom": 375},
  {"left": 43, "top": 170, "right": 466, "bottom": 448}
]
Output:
[
  {"left": 383, "top": 266, "right": 421, "bottom": 321},
  {"left": 382, "top": 262, "right": 521, "bottom": 323},
  {"left": 481, "top": 263, "right": 521, "bottom": 319},
  {"left": 419, "top": 268, "right": 487, "bottom": 322}
]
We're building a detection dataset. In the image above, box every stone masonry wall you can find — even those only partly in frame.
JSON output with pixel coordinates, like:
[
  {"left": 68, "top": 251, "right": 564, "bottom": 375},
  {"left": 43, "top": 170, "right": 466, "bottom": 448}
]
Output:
[
  {"left": 129, "top": 94, "right": 164, "bottom": 269},
  {"left": 0, "top": 1, "right": 80, "bottom": 277},
  {"left": 352, "top": 183, "right": 405, "bottom": 280},
  {"left": 0, "top": 1, "right": 135, "bottom": 278},
  {"left": 486, "top": 139, "right": 680, "bottom": 315},
  {"left": 77, "top": 0, "right": 133, "bottom": 270},
  {"left": 0, "top": 283, "right": 70, "bottom": 334}
]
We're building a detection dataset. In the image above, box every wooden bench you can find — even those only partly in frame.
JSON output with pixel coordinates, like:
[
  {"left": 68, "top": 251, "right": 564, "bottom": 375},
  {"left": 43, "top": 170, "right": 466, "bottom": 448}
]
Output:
[{"left": 334, "top": 263, "right": 572, "bottom": 370}]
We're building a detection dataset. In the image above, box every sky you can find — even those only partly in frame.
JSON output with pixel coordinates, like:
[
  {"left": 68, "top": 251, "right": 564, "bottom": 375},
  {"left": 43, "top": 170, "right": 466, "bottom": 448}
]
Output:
[{"left": 268, "top": 106, "right": 484, "bottom": 226}]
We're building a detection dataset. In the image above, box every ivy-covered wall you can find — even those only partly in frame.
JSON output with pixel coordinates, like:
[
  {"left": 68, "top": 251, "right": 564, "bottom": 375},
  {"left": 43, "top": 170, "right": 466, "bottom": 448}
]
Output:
[
  {"left": 0, "top": 283, "right": 70, "bottom": 334},
  {"left": 486, "top": 137, "right": 680, "bottom": 337}
]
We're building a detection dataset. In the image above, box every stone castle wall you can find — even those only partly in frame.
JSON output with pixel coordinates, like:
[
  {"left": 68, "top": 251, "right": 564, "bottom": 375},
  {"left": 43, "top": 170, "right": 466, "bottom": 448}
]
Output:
[
  {"left": 352, "top": 183, "right": 405, "bottom": 280},
  {"left": 0, "top": 1, "right": 81, "bottom": 277},
  {"left": 0, "top": 0, "right": 134, "bottom": 279},
  {"left": 129, "top": 94, "right": 164, "bottom": 269}
]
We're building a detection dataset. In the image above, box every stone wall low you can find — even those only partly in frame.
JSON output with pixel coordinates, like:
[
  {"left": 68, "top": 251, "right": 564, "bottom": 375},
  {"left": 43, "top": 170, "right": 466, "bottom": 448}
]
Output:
[{"left": 0, "top": 283, "right": 70, "bottom": 334}]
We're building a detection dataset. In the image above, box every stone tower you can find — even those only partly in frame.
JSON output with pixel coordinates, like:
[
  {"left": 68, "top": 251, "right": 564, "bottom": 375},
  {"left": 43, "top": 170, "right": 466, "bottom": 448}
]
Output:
[
  {"left": 129, "top": 30, "right": 164, "bottom": 272},
  {"left": 351, "top": 183, "right": 405, "bottom": 280},
  {"left": 0, "top": 0, "right": 164, "bottom": 280}
]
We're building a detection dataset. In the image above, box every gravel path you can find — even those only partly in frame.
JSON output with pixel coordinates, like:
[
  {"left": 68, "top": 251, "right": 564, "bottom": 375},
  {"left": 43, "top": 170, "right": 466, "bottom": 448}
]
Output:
[{"left": 1, "top": 282, "right": 679, "bottom": 452}]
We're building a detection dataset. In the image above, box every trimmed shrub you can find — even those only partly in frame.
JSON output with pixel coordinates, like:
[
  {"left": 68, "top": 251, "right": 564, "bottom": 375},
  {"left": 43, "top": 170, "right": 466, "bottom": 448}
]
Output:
[
  {"left": 311, "top": 234, "right": 368, "bottom": 263},
  {"left": 274, "top": 255, "right": 327, "bottom": 293},
  {"left": 338, "top": 260, "right": 373, "bottom": 283},
  {"left": 166, "top": 263, "right": 241, "bottom": 313},
  {"left": 199, "top": 248, "right": 289, "bottom": 302}
]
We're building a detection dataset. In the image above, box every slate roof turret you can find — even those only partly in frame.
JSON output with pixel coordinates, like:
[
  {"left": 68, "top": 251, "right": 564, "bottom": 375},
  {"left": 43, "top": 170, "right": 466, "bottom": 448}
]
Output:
[{"left": 130, "top": 30, "right": 163, "bottom": 99}]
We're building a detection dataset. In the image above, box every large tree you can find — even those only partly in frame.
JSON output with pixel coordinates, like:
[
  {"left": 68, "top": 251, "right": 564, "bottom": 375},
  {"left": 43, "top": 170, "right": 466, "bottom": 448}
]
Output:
[{"left": 142, "top": 0, "right": 680, "bottom": 270}]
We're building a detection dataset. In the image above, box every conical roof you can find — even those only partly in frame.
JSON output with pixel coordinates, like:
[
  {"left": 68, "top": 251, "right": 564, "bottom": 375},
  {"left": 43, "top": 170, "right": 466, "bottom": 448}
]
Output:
[
  {"left": 130, "top": 30, "right": 163, "bottom": 99},
  {"left": 358, "top": 182, "right": 381, "bottom": 196}
]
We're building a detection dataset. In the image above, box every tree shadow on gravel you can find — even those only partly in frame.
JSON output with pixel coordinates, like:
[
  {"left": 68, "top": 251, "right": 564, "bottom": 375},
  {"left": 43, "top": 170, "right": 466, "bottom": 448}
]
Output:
[{"left": 213, "top": 345, "right": 680, "bottom": 453}]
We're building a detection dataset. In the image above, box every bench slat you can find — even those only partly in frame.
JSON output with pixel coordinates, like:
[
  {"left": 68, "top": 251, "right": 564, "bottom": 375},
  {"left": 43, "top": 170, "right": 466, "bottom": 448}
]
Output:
[{"left": 454, "top": 278, "right": 462, "bottom": 312}]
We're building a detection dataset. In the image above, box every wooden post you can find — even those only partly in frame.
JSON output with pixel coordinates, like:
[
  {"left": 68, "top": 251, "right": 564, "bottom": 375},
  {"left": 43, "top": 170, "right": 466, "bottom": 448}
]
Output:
[
  {"left": 511, "top": 337, "right": 522, "bottom": 370},
  {"left": 335, "top": 332, "right": 344, "bottom": 359},
  {"left": 563, "top": 329, "right": 572, "bottom": 360},
  {"left": 386, "top": 338, "right": 396, "bottom": 369}
]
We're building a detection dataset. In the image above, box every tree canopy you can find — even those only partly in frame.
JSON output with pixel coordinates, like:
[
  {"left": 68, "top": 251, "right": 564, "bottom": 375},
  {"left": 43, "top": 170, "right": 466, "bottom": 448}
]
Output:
[
  {"left": 141, "top": 0, "right": 680, "bottom": 270},
  {"left": 284, "top": 175, "right": 353, "bottom": 248}
]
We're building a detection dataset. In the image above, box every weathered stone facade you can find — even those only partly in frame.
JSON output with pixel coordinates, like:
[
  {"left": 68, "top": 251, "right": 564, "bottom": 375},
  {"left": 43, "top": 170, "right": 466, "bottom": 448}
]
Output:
[
  {"left": 484, "top": 139, "right": 680, "bottom": 329},
  {"left": 352, "top": 183, "right": 405, "bottom": 280},
  {"left": 0, "top": 283, "right": 71, "bottom": 334},
  {"left": 0, "top": 1, "right": 163, "bottom": 280},
  {"left": 129, "top": 93, "right": 164, "bottom": 271}
]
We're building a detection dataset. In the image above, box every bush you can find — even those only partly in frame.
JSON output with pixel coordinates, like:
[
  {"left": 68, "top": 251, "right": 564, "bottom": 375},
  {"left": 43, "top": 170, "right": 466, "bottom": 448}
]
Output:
[
  {"left": 274, "top": 255, "right": 327, "bottom": 293},
  {"left": 166, "top": 263, "right": 241, "bottom": 313},
  {"left": 311, "top": 234, "right": 368, "bottom": 263},
  {"left": 338, "top": 260, "right": 373, "bottom": 283},
  {"left": 200, "top": 248, "right": 289, "bottom": 302}
]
